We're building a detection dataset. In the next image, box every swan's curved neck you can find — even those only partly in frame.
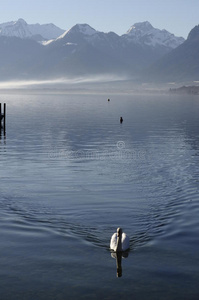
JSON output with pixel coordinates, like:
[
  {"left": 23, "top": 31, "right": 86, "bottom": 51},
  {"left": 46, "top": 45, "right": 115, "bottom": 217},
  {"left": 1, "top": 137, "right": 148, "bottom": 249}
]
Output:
[{"left": 116, "top": 234, "right": 122, "bottom": 252}]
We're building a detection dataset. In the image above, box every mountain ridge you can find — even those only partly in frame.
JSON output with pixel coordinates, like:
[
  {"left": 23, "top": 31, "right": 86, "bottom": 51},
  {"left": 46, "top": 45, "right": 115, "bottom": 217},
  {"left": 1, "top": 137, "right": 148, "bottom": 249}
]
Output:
[
  {"left": 124, "top": 21, "right": 184, "bottom": 49},
  {"left": 0, "top": 19, "right": 194, "bottom": 82},
  {"left": 0, "top": 18, "right": 65, "bottom": 40},
  {"left": 0, "top": 18, "right": 184, "bottom": 47},
  {"left": 143, "top": 24, "right": 199, "bottom": 82}
]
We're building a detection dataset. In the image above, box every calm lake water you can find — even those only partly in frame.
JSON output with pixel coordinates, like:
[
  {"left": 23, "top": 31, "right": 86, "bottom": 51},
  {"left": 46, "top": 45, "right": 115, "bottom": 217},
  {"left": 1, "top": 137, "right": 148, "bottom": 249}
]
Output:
[{"left": 0, "top": 91, "right": 199, "bottom": 299}]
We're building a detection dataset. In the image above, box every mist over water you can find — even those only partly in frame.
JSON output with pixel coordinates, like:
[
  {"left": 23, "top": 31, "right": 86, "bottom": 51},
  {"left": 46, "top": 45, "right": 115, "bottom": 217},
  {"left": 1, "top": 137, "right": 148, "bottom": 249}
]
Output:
[
  {"left": 0, "top": 77, "right": 176, "bottom": 95},
  {"left": 0, "top": 75, "right": 130, "bottom": 89},
  {"left": 0, "top": 91, "right": 199, "bottom": 299}
]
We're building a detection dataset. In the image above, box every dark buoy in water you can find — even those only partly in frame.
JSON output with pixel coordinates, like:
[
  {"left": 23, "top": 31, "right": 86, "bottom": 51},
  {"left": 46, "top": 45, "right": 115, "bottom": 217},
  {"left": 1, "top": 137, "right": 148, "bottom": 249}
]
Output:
[
  {"left": 108, "top": 98, "right": 110, "bottom": 102},
  {"left": 120, "top": 117, "right": 123, "bottom": 123}
]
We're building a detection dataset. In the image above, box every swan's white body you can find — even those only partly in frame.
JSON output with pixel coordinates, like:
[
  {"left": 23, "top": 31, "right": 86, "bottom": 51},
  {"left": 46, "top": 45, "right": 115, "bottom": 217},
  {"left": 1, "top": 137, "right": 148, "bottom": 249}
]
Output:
[{"left": 110, "top": 228, "right": 130, "bottom": 252}]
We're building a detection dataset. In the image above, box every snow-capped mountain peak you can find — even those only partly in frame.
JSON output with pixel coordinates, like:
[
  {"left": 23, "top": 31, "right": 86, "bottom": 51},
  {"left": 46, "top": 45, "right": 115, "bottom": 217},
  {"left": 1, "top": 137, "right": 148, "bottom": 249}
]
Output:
[
  {"left": 0, "top": 18, "right": 65, "bottom": 40},
  {"left": 125, "top": 21, "right": 185, "bottom": 49},
  {"left": 51, "top": 23, "right": 98, "bottom": 44},
  {"left": 73, "top": 24, "right": 97, "bottom": 35},
  {"left": 62, "top": 23, "right": 97, "bottom": 37},
  {"left": 0, "top": 18, "right": 32, "bottom": 39},
  {"left": 127, "top": 21, "right": 154, "bottom": 34}
]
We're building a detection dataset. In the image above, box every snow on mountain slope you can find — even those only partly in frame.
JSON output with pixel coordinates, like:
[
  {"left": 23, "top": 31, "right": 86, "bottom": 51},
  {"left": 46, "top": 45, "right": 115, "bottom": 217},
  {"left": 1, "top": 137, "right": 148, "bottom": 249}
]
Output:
[
  {"left": 124, "top": 21, "right": 184, "bottom": 49},
  {"left": 0, "top": 19, "right": 184, "bottom": 50},
  {"left": 0, "top": 18, "right": 65, "bottom": 40},
  {"left": 48, "top": 21, "right": 184, "bottom": 52},
  {"left": 57, "top": 24, "right": 97, "bottom": 40},
  {"left": 45, "top": 23, "right": 123, "bottom": 60},
  {"left": 44, "top": 24, "right": 99, "bottom": 46},
  {"left": 0, "top": 19, "right": 32, "bottom": 38},
  {"left": 69, "top": 23, "right": 97, "bottom": 36}
]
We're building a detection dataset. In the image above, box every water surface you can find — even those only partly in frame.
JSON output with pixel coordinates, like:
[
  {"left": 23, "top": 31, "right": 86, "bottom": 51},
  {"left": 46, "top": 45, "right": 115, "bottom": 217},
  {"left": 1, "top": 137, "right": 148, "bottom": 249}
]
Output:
[{"left": 0, "top": 92, "right": 199, "bottom": 299}]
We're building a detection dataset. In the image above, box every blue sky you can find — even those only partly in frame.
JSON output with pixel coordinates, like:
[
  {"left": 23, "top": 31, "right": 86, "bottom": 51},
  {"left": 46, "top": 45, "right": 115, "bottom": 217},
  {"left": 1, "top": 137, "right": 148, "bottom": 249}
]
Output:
[{"left": 1, "top": 0, "right": 199, "bottom": 38}]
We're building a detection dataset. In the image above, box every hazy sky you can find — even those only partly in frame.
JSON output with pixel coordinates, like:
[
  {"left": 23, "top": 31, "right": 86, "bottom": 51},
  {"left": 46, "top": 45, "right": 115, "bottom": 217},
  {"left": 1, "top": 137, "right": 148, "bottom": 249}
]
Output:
[{"left": 1, "top": 0, "right": 198, "bottom": 38}]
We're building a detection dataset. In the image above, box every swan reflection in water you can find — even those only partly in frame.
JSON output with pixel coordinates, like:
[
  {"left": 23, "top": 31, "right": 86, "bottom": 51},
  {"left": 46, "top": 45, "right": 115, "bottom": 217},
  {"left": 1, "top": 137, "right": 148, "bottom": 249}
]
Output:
[
  {"left": 110, "top": 228, "right": 130, "bottom": 277},
  {"left": 111, "top": 251, "right": 129, "bottom": 277}
]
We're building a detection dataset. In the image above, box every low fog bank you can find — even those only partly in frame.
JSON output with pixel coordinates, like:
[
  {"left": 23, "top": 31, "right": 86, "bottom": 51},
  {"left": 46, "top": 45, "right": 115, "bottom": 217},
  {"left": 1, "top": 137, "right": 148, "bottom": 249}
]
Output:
[{"left": 0, "top": 76, "right": 196, "bottom": 95}]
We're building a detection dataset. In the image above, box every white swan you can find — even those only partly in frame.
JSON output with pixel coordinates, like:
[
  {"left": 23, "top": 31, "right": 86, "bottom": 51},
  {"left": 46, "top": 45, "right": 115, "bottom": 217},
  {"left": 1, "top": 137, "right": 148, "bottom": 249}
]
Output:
[{"left": 110, "top": 228, "right": 130, "bottom": 252}]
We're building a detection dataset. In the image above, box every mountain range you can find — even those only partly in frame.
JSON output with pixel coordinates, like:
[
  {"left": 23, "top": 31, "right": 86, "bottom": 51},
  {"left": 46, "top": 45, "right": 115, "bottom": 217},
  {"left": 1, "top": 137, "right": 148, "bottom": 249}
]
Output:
[
  {"left": 0, "top": 18, "right": 65, "bottom": 40},
  {"left": 144, "top": 25, "right": 199, "bottom": 82},
  {"left": 0, "top": 18, "right": 198, "bottom": 82}
]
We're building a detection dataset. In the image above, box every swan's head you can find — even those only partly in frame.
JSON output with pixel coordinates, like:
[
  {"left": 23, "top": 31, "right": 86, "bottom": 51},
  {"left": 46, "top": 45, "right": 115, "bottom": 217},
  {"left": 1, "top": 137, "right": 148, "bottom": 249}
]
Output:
[{"left": 117, "top": 227, "right": 122, "bottom": 237}]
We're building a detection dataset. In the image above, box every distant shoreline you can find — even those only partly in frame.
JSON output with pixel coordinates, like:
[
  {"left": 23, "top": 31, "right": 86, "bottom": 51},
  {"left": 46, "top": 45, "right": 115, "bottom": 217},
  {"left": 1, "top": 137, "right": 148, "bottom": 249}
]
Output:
[
  {"left": 169, "top": 85, "right": 199, "bottom": 95},
  {"left": 0, "top": 80, "right": 199, "bottom": 96}
]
